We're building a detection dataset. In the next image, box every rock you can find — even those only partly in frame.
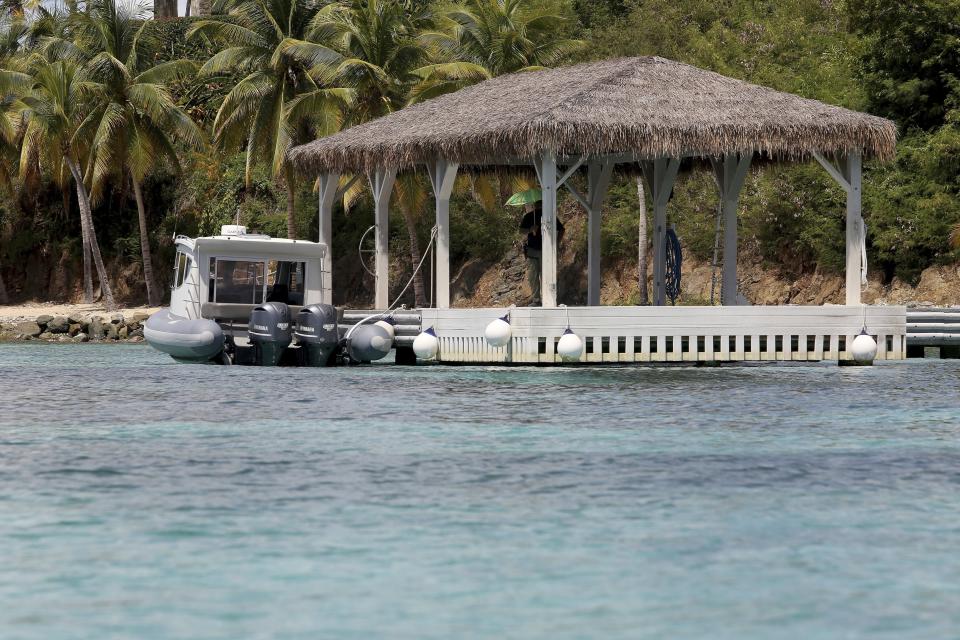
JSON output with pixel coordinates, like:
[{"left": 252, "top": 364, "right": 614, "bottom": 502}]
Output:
[
  {"left": 16, "top": 321, "right": 42, "bottom": 338},
  {"left": 118, "top": 325, "right": 129, "bottom": 339},
  {"left": 73, "top": 332, "right": 89, "bottom": 343},
  {"left": 46, "top": 316, "right": 69, "bottom": 333},
  {"left": 38, "top": 331, "right": 53, "bottom": 340},
  {"left": 111, "top": 313, "right": 125, "bottom": 325},
  {"left": 106, "top": 324, "right": 119, "bottom": 340},
  {"left": 35, "top": 314, "right": 54, "bottom": 327},
  {"left": 129, "top": 335, "right": 144, "bottom": 343},
  {"left": 57, "top": 335, "right": 72, "bottom": 342},
  {"left": 132, "top": 312, "right": 150, "bottom": 323},
  {"left": 129, "top": 328, "right": 144, "bottom": 338},
  {"left": 68, "top": 323, "right": 82, "bottom": 336},
  {"left": 88, "top": 317, "right": 105, "bottom": 340},
  {"left": 451, "top": 258, "right": 489, "bottom": 302}
]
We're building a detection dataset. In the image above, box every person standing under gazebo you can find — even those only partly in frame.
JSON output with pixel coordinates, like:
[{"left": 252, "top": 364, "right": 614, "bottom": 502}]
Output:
[{"left": 520, "top": 203, "right": 564, "bottom": 306}]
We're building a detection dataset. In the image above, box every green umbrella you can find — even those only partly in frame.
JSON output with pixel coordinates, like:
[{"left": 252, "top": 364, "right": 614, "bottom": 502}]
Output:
[{"left": 505, "top": 188, "right": 542, "bottom": 207}]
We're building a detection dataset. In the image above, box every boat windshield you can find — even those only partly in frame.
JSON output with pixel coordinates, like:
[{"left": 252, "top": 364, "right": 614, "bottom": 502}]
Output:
[{"left": 208, "top": 258, "right": 306, "bottom": 305}]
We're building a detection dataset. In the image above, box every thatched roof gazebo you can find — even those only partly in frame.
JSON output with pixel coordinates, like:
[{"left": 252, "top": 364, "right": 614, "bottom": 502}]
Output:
[{"left": 290, "top": 56, "right": 896, "bottom": 311}]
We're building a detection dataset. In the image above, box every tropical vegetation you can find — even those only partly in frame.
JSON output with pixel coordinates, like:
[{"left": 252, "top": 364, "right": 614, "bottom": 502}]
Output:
[{"left": 0, "top": 0, "right": 957, "bottom": 307}]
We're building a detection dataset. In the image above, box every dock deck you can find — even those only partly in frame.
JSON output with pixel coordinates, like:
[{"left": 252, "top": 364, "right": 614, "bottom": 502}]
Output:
[{"left": 366, "top": 305, "right": 908, "bottom": 365}]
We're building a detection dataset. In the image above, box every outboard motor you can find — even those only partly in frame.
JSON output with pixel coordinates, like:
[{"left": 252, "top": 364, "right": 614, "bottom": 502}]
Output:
[
  {"left": 295, "top": 304, "right": 340, "bottom": 367},
  {"left": 347, "top": 323, "right": 392, "bottom": 363},
  {"left": 247, "top": 301, "right": 292, "bottom": 366}
]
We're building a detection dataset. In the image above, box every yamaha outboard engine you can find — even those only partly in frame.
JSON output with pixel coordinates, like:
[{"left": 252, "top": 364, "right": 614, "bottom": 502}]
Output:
[
  {"left": 247, "top": 301, "right": 292, "bottom": 366},
  {"left": 295, "top": 304, "right": 340, "bottom": 367}
]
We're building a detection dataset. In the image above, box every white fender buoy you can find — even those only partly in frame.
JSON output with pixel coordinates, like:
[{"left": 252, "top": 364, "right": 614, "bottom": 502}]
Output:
[
  {"left": 413, "top": 326, "right": 440, "bottom": 360},
  {"left": 557, "top": 328, "right": 583, "bottom": 362},
  {"left": 484, "top": 314, "right": 512, "bottom": 348},
  {"left": 851, "top": 330, "right": 878, "bottom": 364},
  {"left": 375, "top": 317, "right": 396, "bottom": 340}
]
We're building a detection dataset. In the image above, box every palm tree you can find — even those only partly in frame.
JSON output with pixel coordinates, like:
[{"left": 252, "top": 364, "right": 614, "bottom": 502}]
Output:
[
  {"left": 412, "top": 0, "right": 584, "bottom": 101},
  {"left": 61, "top": 0, "right": 203, "bottom": 306},
  {"left": 189, "top": 0, "right": 350, "bottom": 240},
  {"left": 17, "top": 59, "right": 117, "bottom": 309},
  {"left": 287, "top": 0, "right": 435, "bottom": 304}
]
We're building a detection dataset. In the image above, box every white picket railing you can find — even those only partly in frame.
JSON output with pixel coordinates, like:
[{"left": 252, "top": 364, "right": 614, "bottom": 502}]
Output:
[{"left": 417, "top": 305, "right": 907, "bottom": 364}]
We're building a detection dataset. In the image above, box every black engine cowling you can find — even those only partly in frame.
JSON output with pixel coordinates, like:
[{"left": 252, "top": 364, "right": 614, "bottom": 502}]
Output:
[
  {"left": 247, "top": 301, "right": 292, "bottom": 366},
  {"left": 295, "top": 304, "right": 340, "bottom": 366}
]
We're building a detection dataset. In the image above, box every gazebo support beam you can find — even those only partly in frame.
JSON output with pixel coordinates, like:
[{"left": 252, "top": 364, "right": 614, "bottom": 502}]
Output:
[
  {"left": 539, "top": 151, "right": 559, "bottom": 307},
  {"left": 710, "top": 153, "right": 752, "bottom": 305},
  {"left": 369, "top": 168, "right": 397, "bottom": 309},
  {"left": 642, "top": 158, "right": 681, "bottom": 306},
  {"left": 814, "top": 152, "right": 863, "bottom": 305},
  {"left": 427, "top": 160, "right": 459, "bottom": 309},
  {"left": 318, "top": 172, "right": 340, "bottom": 304},
  {"left": 585, "top": 160, "right": 614, "bottom": 306},
  {"left": 844, "top": 153, "right": 863, "bottom": 306}
]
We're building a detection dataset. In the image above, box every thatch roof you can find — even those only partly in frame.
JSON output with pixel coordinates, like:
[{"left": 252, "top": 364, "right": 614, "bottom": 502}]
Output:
[{"left": 289, "top": 56, "right": 896, "bottom": 174}]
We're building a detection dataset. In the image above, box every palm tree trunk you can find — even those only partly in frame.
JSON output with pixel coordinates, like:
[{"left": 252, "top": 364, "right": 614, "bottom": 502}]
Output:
[
  {"left": 399, "top": 207, "right": 426, "bottom": 307},
  {"left": 637, "top": 177, "right": 649, "bottom": 306},
  {"left": 0, "top": 269, "right": 8, "bottom": 304},
  {"left": 79, "top": 191, "right": 94, "bottom": 303},
  {"left": 285, "top": 169, "right": 296, "bottom": 240},
  {"left": 66, "top": 157, "right": 116, "bottom": 310},
  {"left": 133, "top": 179, "right": 160, "bottom": 306}
]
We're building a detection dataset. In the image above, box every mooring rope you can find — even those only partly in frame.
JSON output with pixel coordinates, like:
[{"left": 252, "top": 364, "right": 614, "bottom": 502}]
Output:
[{"left": 345, "top": 225, "right": 439, "bottom": 340}]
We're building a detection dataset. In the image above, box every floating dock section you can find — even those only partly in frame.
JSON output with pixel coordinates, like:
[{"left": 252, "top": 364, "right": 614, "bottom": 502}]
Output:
[{"left": 416, "top": 306, "right": 907, "bottom": 365}]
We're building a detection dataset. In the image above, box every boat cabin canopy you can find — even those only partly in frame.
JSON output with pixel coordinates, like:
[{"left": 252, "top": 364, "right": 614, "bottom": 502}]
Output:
[{"left": 169, "top": 229, "right": 327, "bottom": 321}]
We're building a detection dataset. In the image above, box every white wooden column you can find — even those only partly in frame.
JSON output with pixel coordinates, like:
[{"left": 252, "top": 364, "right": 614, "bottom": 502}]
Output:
[
  {"left": 710, "top": 153, "right": 751, "bottom": 305},
  {"left": 318, "top": 172, "right": 340, "bottom": 305},
  {"left": 845, "top": 153, "right": 863, "bottom": 306},
  {"left": 427, "top": 160, "right": 459, "bottom": 309},
  {"left": 368, "top": 168, "right": 396, "bottom": 309},
  {"left": 539, "top": 151, "right": 558, "bottom": 307},
  {"left": 586, "top": 160, "right": 614, "bottom": 306},
  {"left": 642, "top": 158, "right": 681, "bottom": 306},
  {"left": 813, "top": 151, "right": 864, "bottom": 306}
]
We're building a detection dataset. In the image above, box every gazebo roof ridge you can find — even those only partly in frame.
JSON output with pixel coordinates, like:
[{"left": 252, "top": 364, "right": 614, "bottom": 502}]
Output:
[{"left": 289, "top": 56, "right": 897, "bottom": 174}]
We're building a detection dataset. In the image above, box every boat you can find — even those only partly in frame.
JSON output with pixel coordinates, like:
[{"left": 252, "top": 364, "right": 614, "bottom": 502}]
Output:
[{"left": 144, "top": 225, "right": 388, "bottom": 366}]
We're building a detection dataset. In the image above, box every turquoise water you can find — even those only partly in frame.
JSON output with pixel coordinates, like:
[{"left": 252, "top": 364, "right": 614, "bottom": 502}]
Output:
[{"left": 2, "top": 344, "right": 960, "bottom": 639}]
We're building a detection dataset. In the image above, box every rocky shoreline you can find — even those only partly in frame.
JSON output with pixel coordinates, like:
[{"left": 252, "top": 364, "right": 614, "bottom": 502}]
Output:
[{"left": 0, "top": 311, "right": 150, "bottom": 343}]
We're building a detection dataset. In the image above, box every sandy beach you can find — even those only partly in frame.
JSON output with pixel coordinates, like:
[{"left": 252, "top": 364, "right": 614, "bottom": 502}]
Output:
[{"left": 0, "top": 302, "right": 160, "bottom": 323}]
